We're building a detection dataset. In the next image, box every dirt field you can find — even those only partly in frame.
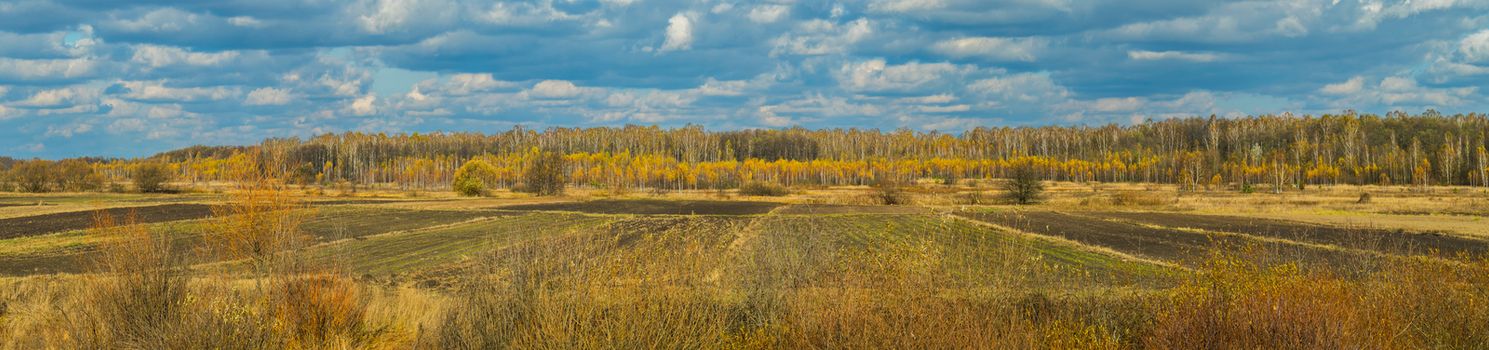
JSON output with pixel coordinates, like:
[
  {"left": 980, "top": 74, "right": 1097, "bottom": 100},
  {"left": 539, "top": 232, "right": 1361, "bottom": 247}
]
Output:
[
  {"left": 955, "top": 210, "right": 1368, "bottom": 267},
  {"left": 497, "top": 199, "right": 782, "bottom": 215},
  {"left": 299, "top": 208, "right": 500, "bottom": 241},
  {"left": 0, "top": 204, "right": 214, "bottom": 239},
  {"left": 1093, "top": 211, "right": 1489, "bottom": 257},
  {"left": 774, "top": 204, "right": 929, "bottom": 215}
]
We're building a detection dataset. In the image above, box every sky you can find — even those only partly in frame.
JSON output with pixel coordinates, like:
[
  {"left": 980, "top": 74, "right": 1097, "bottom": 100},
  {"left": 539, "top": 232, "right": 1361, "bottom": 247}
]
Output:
[{"left": 1, "top": 0, "right": 1488, "bottom": 158}]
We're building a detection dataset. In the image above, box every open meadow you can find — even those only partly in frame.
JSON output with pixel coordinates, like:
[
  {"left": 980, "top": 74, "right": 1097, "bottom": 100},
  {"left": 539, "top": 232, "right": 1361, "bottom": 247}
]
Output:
[{"left": 2, "top": 181, "right": 1487, "bottom": 349}]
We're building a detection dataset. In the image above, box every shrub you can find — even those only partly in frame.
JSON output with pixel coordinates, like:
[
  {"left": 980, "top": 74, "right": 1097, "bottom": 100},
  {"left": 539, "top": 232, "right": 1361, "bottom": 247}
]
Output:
[
  {"left": 874, "top": 182, "right": 909, "bottom": 205},
  {"left": 739, "top": 181, "right": 790, "bottom": 196},
  {"left": 452, "top": 159, "right": 498, "bottom": 197},
  {"left": 133, "top": 162, "right": 174, "bottom": 193},
  {"left": 1002, "top": 161, "right": 1044, "bottom": 205},
  {"left": 520, "top": 151, "right": 567, "bottom": 196},
  {"left": 11, "top": 160, "right": 51, "bottom": 193}
]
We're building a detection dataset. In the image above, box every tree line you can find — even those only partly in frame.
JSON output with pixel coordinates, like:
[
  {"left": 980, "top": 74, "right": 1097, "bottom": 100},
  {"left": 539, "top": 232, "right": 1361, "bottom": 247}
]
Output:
[{"left": 4, "top": 111, "right": 1489, "bottom": 193}]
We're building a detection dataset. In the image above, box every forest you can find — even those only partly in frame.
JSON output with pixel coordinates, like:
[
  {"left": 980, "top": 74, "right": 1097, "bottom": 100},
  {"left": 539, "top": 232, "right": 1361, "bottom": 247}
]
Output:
[{"left": 4, "top": 111, "right": 1488, "bottom": 193}]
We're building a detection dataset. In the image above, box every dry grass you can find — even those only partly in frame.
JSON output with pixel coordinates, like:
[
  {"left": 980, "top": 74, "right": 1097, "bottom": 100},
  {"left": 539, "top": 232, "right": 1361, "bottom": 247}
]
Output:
[{"left": 4, "top": 183, "right": 1489, "bottom": 349}]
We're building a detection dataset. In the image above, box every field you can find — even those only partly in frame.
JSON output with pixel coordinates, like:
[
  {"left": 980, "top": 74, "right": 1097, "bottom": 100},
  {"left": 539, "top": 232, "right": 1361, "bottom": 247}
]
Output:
[{"left": 3, "top": 183, "right": 1489, "bottom": 348}]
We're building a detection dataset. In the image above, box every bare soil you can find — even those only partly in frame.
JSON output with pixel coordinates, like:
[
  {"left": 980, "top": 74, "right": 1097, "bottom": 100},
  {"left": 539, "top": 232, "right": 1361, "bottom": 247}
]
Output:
[
  {"left": 0, "top": 204, "right": 214, "bottom": 239},
  {"left": 497, "top": 199, "right": 782, "bottom": 215},
  {"left": 300, "top": 209, "right": 500, "bottom": 241},
  {"left": 1092, "top": 211, "right": 1489, "bottom": 257}
]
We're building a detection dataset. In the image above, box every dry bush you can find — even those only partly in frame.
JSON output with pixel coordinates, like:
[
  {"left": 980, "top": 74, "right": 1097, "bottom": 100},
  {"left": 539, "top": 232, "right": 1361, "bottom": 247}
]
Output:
[
  {"left": 1145, "top": 246, "right": 1489, "bottom": 349},
  {"left": 738, "top": 181, "right": 789, "bottom": 196},
  {"left": 10, "top": 183, "right": 398, "bottom": 349}
]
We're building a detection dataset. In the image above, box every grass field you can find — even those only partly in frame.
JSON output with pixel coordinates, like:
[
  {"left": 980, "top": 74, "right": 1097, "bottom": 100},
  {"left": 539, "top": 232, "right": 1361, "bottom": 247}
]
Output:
[{"left": 2, "top": 183, "right": 1488, "bottom": 348}]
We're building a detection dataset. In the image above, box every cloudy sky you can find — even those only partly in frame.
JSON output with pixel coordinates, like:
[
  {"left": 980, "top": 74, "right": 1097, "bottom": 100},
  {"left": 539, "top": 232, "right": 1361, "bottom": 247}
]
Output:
[{"left": 1, "top": 0, "right": 1488, "bottom": 158}]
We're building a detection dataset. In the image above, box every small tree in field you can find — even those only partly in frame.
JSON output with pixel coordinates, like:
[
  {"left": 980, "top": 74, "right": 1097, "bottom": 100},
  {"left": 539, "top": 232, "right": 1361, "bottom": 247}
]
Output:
[
  {"left": 134, "top": 162, "right": 173, "bottom": 193},
  {"left": 1003, "top": 160, "right": 1045, "bottom": 205},
  {"left": 452, "top": 159, "right": 499, "bottom": 196},
  {"left": 522, "top": 151, "right": 567, "bottom": 196}
]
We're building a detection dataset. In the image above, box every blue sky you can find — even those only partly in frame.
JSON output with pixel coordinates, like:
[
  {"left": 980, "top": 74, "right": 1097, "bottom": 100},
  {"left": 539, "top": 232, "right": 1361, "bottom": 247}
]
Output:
[{"left": 1, "top": 0, "right": 1488, "bottom": 158}]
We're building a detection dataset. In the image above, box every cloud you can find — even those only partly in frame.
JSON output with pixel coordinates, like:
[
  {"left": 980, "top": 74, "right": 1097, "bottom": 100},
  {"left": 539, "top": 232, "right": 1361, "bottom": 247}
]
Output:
[
  {"left": 1461, "top": 29, "right": 1489, "bottom": 63},
  {"left": 17, "top": 86, "right": 98, "bottom": 108},
  {"left": 770, "top": 18, "right": 872, "bottom": 56},
  {"left": 660, "top": 12, "right": 694, "bottom": 52},
  {"left": 528, "top": 80, "right": 585, "bottom": 99},
  {"left": 747, "top": 5, "right": 790, "bottom": 23},
  {"left": 932, "top": 37, "right": 1041, "bottom": 62},
  {"left": 245, "top": 87, "right": 293, "bottom": 105},
  {"left": 1320, "top": 76, "right": 1365, "bottom": 95},
  {"left": 0, "top": 57, "right": 102, "bottom": 83},
  {"left": 119, "top": 81, "right": 237, "bottom": 102},
  {"left": 837, "top": 59, "right": 972, "bottom": 93},
  {"left": 131, "top": 45, "right": 240, "bottom": 68},
  {"left": 347, "top": 94, "right": 377, "bottom": 115},
  {"left": 1127, "top": 50, "right": 1221, "bottom": 62}
]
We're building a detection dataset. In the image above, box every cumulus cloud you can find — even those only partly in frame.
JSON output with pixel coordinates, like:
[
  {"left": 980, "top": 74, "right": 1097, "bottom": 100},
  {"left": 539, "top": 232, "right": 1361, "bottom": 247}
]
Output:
[
  {"left": 747, "top": 5, "right": 790, "bottom": 23},
  {"left": 245, "top": 87, "right": 294, "bottom": 105},
  {"left": 770, "top": 18, "right": 872, "bottom": 56},
  {"left": 131, "top": 45, "right": 239, "bottom": 68},
  {"left": 837, "top": 59, "right": 972, "bottom": 93},
  {"left": 0, "top": 57, "right": 101, "bottom": 82},
  {"left": 347, "top": 94, "right": 378, "bottom": 115},
  {"left": 659, "top": 12, "right": 694, "bottom": 52},
  {"left": 118, "top": 81, "right": 236, "bottom": 102},
  {"left": 528, "top": 80, "right": 585, "bottom": 99},
  {"left": 933, "top": 37, "right": 1042, "bottom": 62},
  {"left": 1461, "top": 29, "right": 1489, "bottom": 63},
  {"left": 1321, "top": 76, "right": 1365, "bottom": 95}
]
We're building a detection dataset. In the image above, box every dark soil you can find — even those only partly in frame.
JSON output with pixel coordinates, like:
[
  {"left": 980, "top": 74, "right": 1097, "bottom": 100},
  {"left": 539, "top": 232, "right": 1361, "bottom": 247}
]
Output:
[
  {"left": 498, "top": 199, "right": 782, "bottom": 215},
  {"left": 0, "top": 204, "right": 214, "bottom": 240},
  {"left": 300, "top": 209, "right": 499, "bottom": 241},
  {"left": 1092, "top": 211, "right": 1489, "bottom": 258}
]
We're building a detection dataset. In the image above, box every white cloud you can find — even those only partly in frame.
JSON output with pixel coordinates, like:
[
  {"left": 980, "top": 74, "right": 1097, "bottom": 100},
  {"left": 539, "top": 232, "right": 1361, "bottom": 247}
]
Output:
[
  {"left": 18, "top": 86, "right": 96, "bottom": 108},
  {"left": 933, "top": 37, "right": 1042, "bottom": 62},
  {"left": 1127, "top": 50, "right": 1222, "bottom": 62},
  {"left": 1321, "top": 76, "right": 1365, "bottom": 95},
  {"left": 245, "top": 87, "right": 294, "bottom": 105},
  {"left": 837, "top": 59, "right": 971, "bottom": 93},
  {"left": 895, "top": 94, "right": 956, "bottom": 104},
  {"left": 359, "top": 0, "right": 416, "bottom": 34},
  {"left": 660, "top": 13, "right": 694, "bottom": 52},
  {"left": 1091, "top": 97, "right": 1145, "bottom": 112},
  {"left": 868, "top": 0, "right": 947, "bottom": 13},
  {"left": 529, "top": 80, "right": 584, "bottom": 99},
  {"left": 917, "top": 104, "right": 970, "bottom": 113},
  {"left": 1320, "top": 75, "right": 1478, "bottom": 107},
  {"left": 770, "top": 18, "right": 872, "bottom": 56},
  {"left": 1460, "top": 29, "right": 1489, "bottom": 63},
  {"left": 348, "top": 95, "right": 378, "bottom": 115},
  {"left": 969, "top": 72, "right": 1071, "bottom": 103},
  {"left": 757, "top": 105, "right": 792, "bottom": 127},
  {"left": 0, "top": 104, "right": 17, "bottom": 120},
  {"left": 121, "top": 81, "right": 237, "bottom": 102},
  {"left": 696, "top": 78, "right": 751, "bottom": 96},
  {"left": 227, "top": 16, "right": 265, "bottom": 27},
  {"left": 131, "top": 45, "right": 239, "bottom": 68},
  {"left": 0, "top": 58, "right": 100, "bottom": 81},
  {"left": 747, "top": 5, "right": 790, "bottom": 23}
]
